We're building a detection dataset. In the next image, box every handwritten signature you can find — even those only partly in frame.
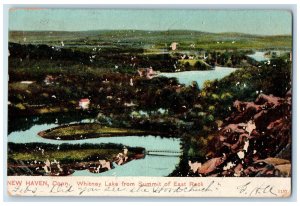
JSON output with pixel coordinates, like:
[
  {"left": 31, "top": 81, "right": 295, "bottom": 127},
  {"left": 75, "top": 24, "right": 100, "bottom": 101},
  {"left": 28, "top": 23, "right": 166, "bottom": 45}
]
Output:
[{"left": 236, "top": 181, "right": 277, "bottom": 197}]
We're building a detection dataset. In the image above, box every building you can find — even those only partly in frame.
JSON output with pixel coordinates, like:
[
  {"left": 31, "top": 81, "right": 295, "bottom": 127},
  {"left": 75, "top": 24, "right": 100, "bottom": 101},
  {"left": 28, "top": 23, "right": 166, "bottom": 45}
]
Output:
[
  {"left": 20, "top": 81, "right": 34, "bottom": 84},
  {"left": 124, "top": 101, "right": 137, "bottom": 107},
  {"left": 44, "top": 75, "right": 56, "bottom": 85},
  {"left": 79, "top": 98, "right": 90, "bottom": 110},
  {"left": 129, "top": 78, "right": 134, "bottom": 86},
  {"left": 170, "top": 42, "right": 178, "bottom": 51},
  {"left": 137, "top": 67, "right": 158, "bottom": 79}
]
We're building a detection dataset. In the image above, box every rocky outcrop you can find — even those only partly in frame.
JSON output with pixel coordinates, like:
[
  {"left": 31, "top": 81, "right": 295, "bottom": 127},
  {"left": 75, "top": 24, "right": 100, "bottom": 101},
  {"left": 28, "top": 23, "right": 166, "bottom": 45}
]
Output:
[{"left": 189, "top": 91, "right": 291, "bottom": 177}]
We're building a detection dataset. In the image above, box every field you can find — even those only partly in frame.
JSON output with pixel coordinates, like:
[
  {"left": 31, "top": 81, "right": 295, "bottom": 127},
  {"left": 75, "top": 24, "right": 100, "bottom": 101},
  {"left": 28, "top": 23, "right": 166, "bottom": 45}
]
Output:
[{"left": 10, "top": 30, "right": 292, "bottom": 51}]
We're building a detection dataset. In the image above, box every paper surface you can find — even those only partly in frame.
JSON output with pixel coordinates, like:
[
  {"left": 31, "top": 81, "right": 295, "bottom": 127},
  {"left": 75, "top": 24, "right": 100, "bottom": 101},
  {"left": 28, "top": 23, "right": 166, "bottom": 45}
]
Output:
[
  {"left": 7, "top": 176, "right": 291, "bottom": 197},
  {"left": 7, "top": 8, "right": 292, "bottom": 197}
]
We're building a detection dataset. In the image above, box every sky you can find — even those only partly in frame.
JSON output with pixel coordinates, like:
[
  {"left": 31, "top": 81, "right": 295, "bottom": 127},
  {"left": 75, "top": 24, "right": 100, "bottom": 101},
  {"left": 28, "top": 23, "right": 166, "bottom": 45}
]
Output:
[{"left": 9, "top": 9, "right": 292, "bottom": 35}]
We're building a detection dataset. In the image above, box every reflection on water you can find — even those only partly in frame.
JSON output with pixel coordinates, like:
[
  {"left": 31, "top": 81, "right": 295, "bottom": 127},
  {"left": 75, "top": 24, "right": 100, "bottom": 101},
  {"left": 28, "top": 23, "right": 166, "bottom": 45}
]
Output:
[
  {"left": 8, "top": 121, "right": 181, "bottom": 177},
  {"left": 160, "top": 66, "right": 236, "bottom": 87}
]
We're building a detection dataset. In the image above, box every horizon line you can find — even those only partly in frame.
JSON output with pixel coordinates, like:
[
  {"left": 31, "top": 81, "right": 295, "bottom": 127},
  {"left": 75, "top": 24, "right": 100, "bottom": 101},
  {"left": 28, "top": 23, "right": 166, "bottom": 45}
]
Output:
[{"left": 9, "top": 29, "right": 292, "bottom": 37}]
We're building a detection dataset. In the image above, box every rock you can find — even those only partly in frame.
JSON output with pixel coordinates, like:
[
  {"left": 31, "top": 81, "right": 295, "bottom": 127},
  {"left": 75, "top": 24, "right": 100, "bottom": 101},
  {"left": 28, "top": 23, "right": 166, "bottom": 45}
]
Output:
[
  {"left": 219, "top": 135, "right": 227, "bottom": 141},
  {"left": 267, "top": 119, "right": 284, "bottom": 130},
  {"left": 234, "top": 163, "right": 243, "bottom": 176},
  {"left": 275, "top": 164, "right": 291, "bottom": 177},
  {"left": 189, "top": 161, "right": 202, "bottom": 173},
  {"left": 99, "top": 160, "right": 111, "bottom": 170},
  {"left": 237, "top": 151, "right": 245, "bottom": 159},
  {"left": 222, "top": 124, "right": 244, "bottom": 134},
  {"left": 255, "top": 94, "right": 282, "bottom": 108},
  {"left": 255, "top": 158, "right": 290, "bottom": 166},
  {"left": 202, "top": 91, "right": 291, "bottom": 177},
  {"left": 74, "top": 162, "right": 87, "bottom": 170},
  {"left": 245, "top": 120, "right": 256, "bottom": 135},
  {"left": 223, "top": 161, "right": 235, "bottom": 171},
  {"left": 255, "top": 165, "right": 277, "bottom": 177},
  {"left": 197, "top": 157, "right": 224, "bottom": 175},
  {"left": 276, "top": 143, "right": 291, "bottom": 160}
]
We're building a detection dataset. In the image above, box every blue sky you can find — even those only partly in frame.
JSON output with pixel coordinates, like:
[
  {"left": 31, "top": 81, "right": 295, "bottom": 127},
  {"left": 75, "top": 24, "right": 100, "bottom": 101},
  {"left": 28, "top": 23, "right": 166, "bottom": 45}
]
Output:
[{"left": 9, "top": 9, "right": 292, "bottom": 35}]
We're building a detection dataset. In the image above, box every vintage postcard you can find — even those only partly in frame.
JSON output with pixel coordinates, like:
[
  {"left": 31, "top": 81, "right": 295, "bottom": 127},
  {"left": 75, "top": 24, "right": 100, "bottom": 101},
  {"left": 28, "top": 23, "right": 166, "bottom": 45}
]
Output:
[{"left": 7, "top": 9, "right": 292, "bottom": 197}]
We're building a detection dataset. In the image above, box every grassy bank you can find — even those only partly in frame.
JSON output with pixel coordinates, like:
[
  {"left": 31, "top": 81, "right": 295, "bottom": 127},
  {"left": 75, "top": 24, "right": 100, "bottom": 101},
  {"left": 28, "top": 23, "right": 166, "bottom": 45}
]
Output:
[
  {"left": 8, "top": 142, "right": 143, "bottom": 162},
  {"left": 39, "top": 123, "right": 156, "bottom": 140},
  {"left": 8, "top": 142, "right": 145, "bottom": 176},
  {"left": 10, "top": 148, "right": 122, "bottom": 162}
]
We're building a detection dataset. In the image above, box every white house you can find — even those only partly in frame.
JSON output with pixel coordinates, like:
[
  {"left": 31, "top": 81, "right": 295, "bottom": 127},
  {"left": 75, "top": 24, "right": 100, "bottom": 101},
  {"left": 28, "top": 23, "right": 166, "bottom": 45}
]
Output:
[
  {"left": 130, "top": 78, "right": 134, "bottom": 86},
  {"left": 44, "top": 75, "right": 55, "bottom": 85},
  {"left": 79, "top": 98, "right": 90, "bottom": 110},
  {"left": 170, "top": 42, "right": 178, "bottom": 51},
  {"left": 20, "top": 81, "right": 34, "bottom": 84}
]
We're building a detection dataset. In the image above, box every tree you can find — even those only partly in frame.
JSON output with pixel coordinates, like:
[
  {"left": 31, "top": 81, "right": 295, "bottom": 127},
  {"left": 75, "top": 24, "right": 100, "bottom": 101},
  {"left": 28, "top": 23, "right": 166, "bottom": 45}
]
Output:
[
  {"left": 194, "top": 61, "right": 202, "bottom": 70},
  {"left": 184, "top": 62, "right": 191, "bottom": 70},
  {"left": 194, "top": 61, "right": 210, "bottom": 70}
]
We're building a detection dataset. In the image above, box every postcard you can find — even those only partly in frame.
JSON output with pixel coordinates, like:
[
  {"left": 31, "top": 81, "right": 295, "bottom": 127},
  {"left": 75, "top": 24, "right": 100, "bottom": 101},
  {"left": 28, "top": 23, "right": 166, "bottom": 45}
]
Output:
[{"left": 7, "top": 8, "right": 292, "bottom": 197}]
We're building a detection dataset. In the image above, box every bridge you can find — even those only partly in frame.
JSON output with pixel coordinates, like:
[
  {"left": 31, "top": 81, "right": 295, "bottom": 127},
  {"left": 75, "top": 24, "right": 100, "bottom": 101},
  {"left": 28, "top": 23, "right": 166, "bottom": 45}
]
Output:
[{"left": 145, "top": 150, "right": 182, "bottom": 157}]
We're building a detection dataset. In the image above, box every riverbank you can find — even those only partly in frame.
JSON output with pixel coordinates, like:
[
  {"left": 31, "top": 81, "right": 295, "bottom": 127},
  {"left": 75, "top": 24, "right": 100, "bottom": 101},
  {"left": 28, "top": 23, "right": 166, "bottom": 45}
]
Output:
[
  {"left": 8, "top": 142, "right": 145, "bottom": 176},
  {"left": 8, "top": 123, "right": 182, "bottom": 176}
]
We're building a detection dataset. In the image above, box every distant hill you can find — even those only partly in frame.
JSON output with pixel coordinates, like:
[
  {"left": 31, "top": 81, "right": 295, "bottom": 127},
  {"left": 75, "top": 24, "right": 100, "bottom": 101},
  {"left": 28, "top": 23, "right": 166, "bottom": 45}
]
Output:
[{"left": 9, "top": 30, "right": 292, "bottom": 50}]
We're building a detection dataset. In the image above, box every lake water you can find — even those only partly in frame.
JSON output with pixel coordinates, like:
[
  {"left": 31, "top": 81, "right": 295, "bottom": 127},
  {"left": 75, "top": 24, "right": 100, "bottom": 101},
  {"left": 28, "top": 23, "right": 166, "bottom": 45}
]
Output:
[
  {"left": 8, "top": 120, "right": 181, "bottom": 177},
  {"left": 247, "top": 51, "right": 269, "bottom": 62},
  {"left": 160, "top": 66, "right": 236, "bottom": 88},
  {"left": 73, "top": 155, "right": 179, "bottom": 177}
]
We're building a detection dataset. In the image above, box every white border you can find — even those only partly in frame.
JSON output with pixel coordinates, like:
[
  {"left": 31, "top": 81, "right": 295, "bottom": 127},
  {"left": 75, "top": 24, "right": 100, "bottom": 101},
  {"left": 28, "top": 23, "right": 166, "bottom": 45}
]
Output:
[{"left": 1, "top": 1, "right": 299, "bottom": 205}]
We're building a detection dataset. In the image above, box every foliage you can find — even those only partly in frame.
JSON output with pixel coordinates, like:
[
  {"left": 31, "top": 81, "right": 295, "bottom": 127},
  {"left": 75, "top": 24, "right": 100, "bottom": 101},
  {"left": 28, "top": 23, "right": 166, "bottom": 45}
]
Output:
[{"left": 185, "top": 57, "right": 292, "bottom": 160}]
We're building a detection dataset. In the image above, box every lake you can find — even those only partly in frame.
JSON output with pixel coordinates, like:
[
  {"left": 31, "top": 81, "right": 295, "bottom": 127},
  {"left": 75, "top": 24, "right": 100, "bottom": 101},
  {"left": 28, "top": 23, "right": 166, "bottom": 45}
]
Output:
[
  {"left": 159, "top": 66, "right": 237, "bottom": 88},
  {"left": 247, "top": 51, "right": 269, "bottom": 62},
  {"left": 8, "top": 118, "right": 181, "bottom": 177}
]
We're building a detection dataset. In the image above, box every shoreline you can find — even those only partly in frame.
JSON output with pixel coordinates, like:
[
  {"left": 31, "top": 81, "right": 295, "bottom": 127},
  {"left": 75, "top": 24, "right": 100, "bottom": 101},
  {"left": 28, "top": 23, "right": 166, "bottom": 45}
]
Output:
[{"left": 38, "top": 123, "right": 174, "bottom": 140}]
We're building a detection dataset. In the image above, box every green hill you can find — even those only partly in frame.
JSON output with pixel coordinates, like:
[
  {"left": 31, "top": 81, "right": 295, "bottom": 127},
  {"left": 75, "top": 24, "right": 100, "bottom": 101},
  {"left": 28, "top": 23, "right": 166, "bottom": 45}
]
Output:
[{"left": 9, "top": 30, "right": 292, "bottom": 50}]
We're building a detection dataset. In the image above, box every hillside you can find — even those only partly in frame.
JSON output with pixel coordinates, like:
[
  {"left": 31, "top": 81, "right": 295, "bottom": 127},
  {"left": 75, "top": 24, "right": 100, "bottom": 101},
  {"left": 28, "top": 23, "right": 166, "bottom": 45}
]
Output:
[
  {"left": 9, "top": 30, "right": 292, "bottom": 50},
  {"left": 188, "top": 91, "right": 291, "bottom": 177}
]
